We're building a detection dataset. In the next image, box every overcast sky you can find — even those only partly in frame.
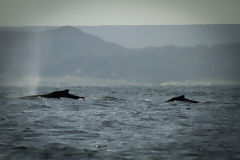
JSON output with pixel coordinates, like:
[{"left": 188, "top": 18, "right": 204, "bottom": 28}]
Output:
[{"left": 0, "top": 0, "right": 240, "bottom": 26}]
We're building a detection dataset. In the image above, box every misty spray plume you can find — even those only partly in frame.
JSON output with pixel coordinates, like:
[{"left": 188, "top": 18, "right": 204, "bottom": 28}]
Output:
[{"left": 0, "top": 30, "right": 41, "bottom": 95}]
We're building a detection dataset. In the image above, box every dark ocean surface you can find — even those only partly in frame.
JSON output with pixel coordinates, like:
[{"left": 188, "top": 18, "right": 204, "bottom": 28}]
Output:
[{"left": 0, "top": 85, "right": 240, "bottom": 160}]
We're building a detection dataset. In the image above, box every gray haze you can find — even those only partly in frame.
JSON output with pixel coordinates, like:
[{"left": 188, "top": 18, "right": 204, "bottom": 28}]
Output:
[
  {"left": 0, "top": 0, "right": 240, "bottom": 26},
  {"left": 0, "top": 25, "right": 240, "bottom": 86}
]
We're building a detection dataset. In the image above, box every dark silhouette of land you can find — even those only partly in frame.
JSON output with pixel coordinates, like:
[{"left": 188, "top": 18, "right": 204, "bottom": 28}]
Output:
[{"left": 1, "top": 25, "right": 240, "bottom": 86}]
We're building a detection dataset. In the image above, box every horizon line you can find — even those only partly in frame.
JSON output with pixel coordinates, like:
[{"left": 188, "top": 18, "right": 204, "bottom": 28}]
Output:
[{"left": 1, "top": 24, "right": 240, "bottom": 27}]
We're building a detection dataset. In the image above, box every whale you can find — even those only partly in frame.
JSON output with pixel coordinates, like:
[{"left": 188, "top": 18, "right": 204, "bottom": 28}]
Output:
[
  {"left": 166, "top": 95, "right": 199, "bottom": 103},
  {"left": 20, "top": 89, "right": 85, "bottom": 100}
]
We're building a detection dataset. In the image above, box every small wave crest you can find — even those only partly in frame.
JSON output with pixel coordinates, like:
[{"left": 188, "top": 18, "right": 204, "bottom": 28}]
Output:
[{"left": 3, "top": 143, "right": 99, "bottom": 160}]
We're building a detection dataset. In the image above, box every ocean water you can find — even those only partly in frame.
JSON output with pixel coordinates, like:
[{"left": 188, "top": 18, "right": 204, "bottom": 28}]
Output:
[{"left": 0, "top": 85, "right": 240, "bottom": 160}]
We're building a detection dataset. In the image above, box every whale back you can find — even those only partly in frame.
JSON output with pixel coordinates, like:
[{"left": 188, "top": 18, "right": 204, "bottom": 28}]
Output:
[
  {"left": 166, "top": 95, "right": 199, "bottom": 103},
  {"left": 19, "top": 89, "right": 85, "bottom": 100}
]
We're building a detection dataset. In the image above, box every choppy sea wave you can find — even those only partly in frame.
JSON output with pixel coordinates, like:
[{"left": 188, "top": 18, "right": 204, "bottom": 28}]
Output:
[{"left": 0, "top": 85, "right": 240, "bottom": 160}]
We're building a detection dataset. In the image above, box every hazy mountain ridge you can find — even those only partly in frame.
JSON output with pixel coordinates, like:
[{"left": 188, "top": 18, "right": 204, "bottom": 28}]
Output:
[
  {"left": 79, "top": 24, "right": 240, "bottom": 48},
  {"left": 0, "top": 26, "right": 239, "bottom": 85},
  {"left": 1, "top": 24, "right": 240, "bottom": 48}
]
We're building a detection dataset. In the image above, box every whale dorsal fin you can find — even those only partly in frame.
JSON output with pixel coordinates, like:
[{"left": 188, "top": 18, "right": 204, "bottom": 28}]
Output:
[
  {"left": 62, "top": 89, "right": 69, "bottom": 94},
  {"left": 51, "top": 89, "right": 69, "bottom": 95},
  {"left": 179, "top": 95, "right": 185, "bottom": 99}
]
